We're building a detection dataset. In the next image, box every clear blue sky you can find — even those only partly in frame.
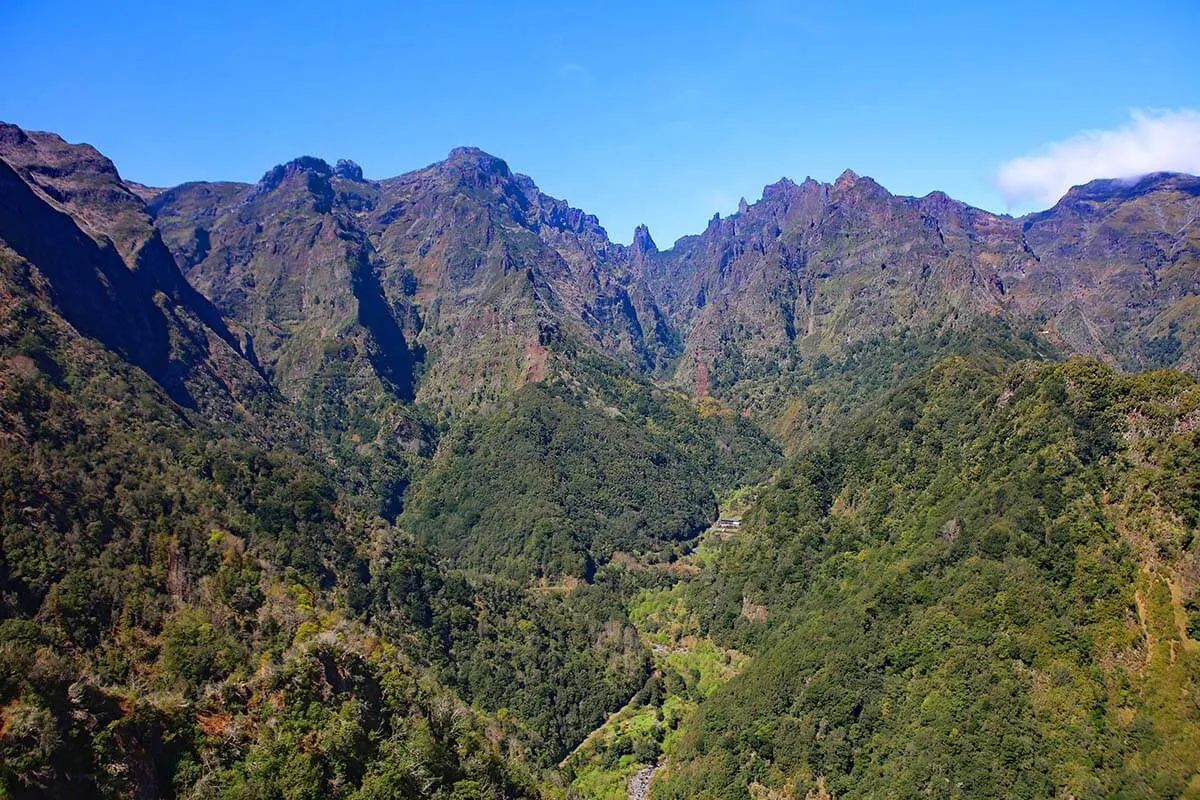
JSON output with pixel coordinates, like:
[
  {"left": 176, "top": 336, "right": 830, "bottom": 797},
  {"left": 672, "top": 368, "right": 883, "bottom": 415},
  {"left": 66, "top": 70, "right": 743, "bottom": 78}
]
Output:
[{"left": 3, "top": 0, "right": 1198, "bottom": 245}]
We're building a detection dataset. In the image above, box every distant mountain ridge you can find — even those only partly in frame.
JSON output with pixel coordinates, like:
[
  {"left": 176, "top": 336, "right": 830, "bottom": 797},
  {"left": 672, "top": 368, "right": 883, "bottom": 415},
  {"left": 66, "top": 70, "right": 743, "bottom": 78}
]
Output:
[
  {"left": 135, "top": 141, "right": 1200, "bottom": 416},
  {"left": 3, "top": 123, "right": 1200, "bottom": 800},
  {"left": 0, "top": 122, "right": 781, "bottom": 571},
  {"left": 5, "top": 119, "right": 1198, "bottom": 474}
]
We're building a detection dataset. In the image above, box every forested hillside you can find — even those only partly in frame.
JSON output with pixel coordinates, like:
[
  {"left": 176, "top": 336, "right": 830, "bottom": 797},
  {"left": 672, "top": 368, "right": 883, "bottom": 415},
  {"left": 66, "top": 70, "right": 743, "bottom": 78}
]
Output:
[
  {"left": 1, "top": 120, "right": 1199, "bottom": 800},
  {"left": 402, "top": 352, "right": 778, "bottom": 578},
  {"left": 655, "top": 358, "right": 1200, "bottom": 799}
]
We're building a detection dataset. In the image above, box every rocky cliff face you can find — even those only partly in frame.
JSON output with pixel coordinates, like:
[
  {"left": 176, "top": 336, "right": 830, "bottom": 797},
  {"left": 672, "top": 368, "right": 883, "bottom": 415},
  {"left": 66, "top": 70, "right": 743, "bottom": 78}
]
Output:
[
  {"left": 0, "top": 123, "right": 274, "bottom": 425},
  {"left": 636, "top": 171, "right": 1034, "bottom": 395},
  {"left": 1017, "top": 172, "right": 1200, "bottom": 372},
  {"left": 8, "top": 120, "right": 1198, "bottom": 425},
  {"left": 620, "top": 168, "right": 1200, "bottom": 398},
  {"left": 151, "top": 146, "right": 675, "bottom": 415},
  {"left": 151, "top": 157, "right": 419, "bottom": 400}
]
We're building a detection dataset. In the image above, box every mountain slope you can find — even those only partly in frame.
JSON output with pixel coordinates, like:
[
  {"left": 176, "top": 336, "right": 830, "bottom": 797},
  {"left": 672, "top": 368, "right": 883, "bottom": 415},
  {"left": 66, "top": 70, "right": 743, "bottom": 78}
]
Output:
[
  {"left": 150, "top": 144, "right": 779, "bottom": 560},
  {"left": 656, "top": 357, "right": 1200, "bottom": 799},
  {"left": 401, "top": 351, "right": 779, "bottom": 579},
  {"left": 148, "top": 140, "right": 1200, "bottom": 447},
  {"left": 638, "top": 172, "right": 1031, "bottom": 397},
  {"left": 0, "top": 124, "right": 272, "bottom": 423},
  {"left": 636, "top": 170, "right": 1200, "bottom": 410},
  {"left": 3, "top": 120, "right": 1200, "bottom": 800},
  {"left": 151, "top": 147, "right": 676, "bottom": 417},
  {"left": 0, "top": 128, "right": 656, "bottom": 797},
  {"left": 1019, "top": 172, "right": 1200, "bottom": 372}
]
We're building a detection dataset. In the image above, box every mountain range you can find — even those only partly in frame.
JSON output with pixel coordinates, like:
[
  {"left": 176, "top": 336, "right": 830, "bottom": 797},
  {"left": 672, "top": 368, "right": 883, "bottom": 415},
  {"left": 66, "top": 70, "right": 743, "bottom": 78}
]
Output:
[{"left": 1, "top": 122, "right": 1198, "bottom": 799}]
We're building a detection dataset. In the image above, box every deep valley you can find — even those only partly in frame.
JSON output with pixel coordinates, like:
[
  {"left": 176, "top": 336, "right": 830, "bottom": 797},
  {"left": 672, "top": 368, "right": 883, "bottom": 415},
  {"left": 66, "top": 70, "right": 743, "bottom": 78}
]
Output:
[{"left": 1, "top": 121, "right": 1199, "bottom": 799}]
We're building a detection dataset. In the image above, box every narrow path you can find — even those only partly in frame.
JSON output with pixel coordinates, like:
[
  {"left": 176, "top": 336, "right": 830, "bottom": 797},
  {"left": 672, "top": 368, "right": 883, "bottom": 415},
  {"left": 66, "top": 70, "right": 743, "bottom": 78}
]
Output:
[
  {"left": 1134, "top": 587, "right": 1151, "bottom": 674},
  {"left": 628, "top": 765, "right": 656, "bottom": 800}
]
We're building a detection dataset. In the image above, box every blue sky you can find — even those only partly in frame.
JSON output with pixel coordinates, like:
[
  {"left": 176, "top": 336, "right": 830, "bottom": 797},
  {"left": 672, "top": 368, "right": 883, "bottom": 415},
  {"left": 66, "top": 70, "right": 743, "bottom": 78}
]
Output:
[{"left": 2, "top": 0, "right": 1198, "bottom": 245}]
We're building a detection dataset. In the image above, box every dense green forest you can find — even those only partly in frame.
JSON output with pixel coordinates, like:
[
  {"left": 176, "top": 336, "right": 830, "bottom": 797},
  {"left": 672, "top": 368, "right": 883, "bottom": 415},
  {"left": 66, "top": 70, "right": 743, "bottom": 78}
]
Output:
[
  {"left": 6, "top": 284, "right": 1200, "bottom": 798},
  {"left": 654, "top": 357, "right": 1200, "bottom": 799},
  {"left": 3, "top": 121, "right": 1200, "bottom": 800},
  {"left": 0, "top": 262, "right": 652, "bottom": 796},
  {"left": 402, "top": 352, "right": 778, "bottom": 579},
  {"left": 706, "top": 319, "right": 1057, "bottom": 451}
]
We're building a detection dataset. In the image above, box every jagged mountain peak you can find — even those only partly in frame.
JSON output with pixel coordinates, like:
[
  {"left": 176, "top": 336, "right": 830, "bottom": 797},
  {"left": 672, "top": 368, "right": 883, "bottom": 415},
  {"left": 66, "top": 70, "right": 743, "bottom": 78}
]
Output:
[
  {"left": 442, "top": 145, "right": 513, "bottom": 180},
  {"left": 759, "top": 175, "right": 829, "bottom": 209},
  {"left": 247, "top": 155, "right": 339, "bottom": 213},
  {"left": 832, "top": 169, "right": 891, "bottom": 201},
  {"left": 258, "top": 155, "right": 333, "bottom": 184},
  {"left": 834, "top": 167, "right": 861, "bottom": 188},
  {"left": 762, "top": 176, "right": 799, "bottom": 201},
  {"left": 334, "top": 158, "right": 364, "bottom": 181},
  {"left": 254, "top": 155, "right": 332, "bottom": 188},
  {"left": 85, "top": 121, "right": 1200, "bottom": 414},
  {"left": 632, "top": 223, "right": 657, "bottom": 256}
]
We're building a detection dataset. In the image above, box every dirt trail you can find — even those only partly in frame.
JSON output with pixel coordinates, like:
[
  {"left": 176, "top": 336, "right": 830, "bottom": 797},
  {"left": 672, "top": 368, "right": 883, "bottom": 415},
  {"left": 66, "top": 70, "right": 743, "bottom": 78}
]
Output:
[{"left": 628, "top": 765, "right": 656, "bottom": 800}]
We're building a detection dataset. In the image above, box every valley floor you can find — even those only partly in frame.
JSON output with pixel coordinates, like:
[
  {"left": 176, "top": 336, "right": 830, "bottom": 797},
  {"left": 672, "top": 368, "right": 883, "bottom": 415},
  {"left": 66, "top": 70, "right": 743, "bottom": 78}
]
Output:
[{"left": 565, "top": 506, "right": 756, "bottom": 799}]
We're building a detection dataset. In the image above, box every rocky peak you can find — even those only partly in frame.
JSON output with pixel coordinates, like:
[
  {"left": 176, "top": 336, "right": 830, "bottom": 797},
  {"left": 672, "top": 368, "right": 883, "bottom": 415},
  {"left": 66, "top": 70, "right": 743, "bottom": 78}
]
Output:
[
  {"left": 443, "top": 146, "right": 512, "bottom": 181},
  {"left": 255, "top": 156, "right": 332, "bottom": 192},
  {"left": 834, "top": 168, "right": 860, "bottom": 190},
  {"left": 762, "top": 177, "right": 799, "bottom": 202},
  {"left": 250, "top": 156, "right": 335, "bottom": 211},
  {"left": 334, "top": 158, "right": 365, "bottom": 181},
  {"left": 831, "top": 170, "right": 893, "bottom": 205},
  {"left": 632, "top": 224, "right": 657, "bottom": 258},
  {"left": 544, "top": 201, "right": 604, "bottom": 237},
  {"left": 0, "top": 121, "right": 30, "bottom": 146},
  {"left": 0, "top": 124, "right": 157, "bottom": 262},
  {"left": 918, "top": 190, "right": 964, "bottom": 216},
  {"left": 756, "top": 176, "right": 829, "bottom": 217},
  {"left": 1059, "top": 172, "right": 1200, "bottom": 206}
]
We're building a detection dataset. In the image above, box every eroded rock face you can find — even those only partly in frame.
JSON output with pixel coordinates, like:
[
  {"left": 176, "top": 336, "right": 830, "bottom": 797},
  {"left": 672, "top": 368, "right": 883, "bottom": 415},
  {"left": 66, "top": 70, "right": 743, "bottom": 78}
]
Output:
[
  {"left": 151, "top": 145, "right": 677, "bottom": 413},
  {"left": 633, "top": 170, "right": 1033, "bottom": 394},
  {"left": 13, "top": 118, "right": 1195, "bottom": 424},
  {"left": 334, "top": 159, "right": 364, "bottom": 182},
  {"left": 0, "top": 123, "right": 272, "bottom": 422},
  {"left": 151, "top": 154, "right": 420, "bottom": 404},
  {"left": 631, "top": 169, "right": 1200, "bottom": 395},
  {"left": 1017, "top": 173, "right": 1200, "bottom": 373}
]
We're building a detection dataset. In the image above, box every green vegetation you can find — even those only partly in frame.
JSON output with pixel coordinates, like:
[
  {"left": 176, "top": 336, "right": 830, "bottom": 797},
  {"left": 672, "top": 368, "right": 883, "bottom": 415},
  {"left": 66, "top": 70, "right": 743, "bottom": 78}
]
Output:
[
  {"left": 362, "top": 550, "right": 653, "bottom": 762},
  {"left": 6, "top": 120, "right": 1200, "bottom": 800},
  {"left": 0, "top": 288, "right": 645, "bottom": 796},
  {"left": 708, "top": 318, "right": 1056, "bottom": 451},
  {"left": 403, "top": 351, "right": 779, "bottom": 579},
  {"left": 6, "top": 281, "right": 1200, "bottom": 800},
  {"left": 655, "top": 357, "right": 1200, "bottom": 799},
  {"left": 563, "top": 579, "right": 750, "bottom": 800}
]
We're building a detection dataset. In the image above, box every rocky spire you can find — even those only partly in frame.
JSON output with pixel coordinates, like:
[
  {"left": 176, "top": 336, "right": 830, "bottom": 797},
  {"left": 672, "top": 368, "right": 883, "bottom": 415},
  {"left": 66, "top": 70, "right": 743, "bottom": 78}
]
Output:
[
  {"left": 632, "top": 223, "right": 657, "bottom": 260},
  {"left": 334, "top": 159, "right": 364, "bottom": 181}
]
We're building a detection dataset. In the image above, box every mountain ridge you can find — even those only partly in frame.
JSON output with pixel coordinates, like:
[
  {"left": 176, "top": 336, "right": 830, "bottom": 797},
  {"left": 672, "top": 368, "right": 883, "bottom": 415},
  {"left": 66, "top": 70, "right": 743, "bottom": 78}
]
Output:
[{"left": 2, "top": 121, "right": 1200, "bottom": 800}]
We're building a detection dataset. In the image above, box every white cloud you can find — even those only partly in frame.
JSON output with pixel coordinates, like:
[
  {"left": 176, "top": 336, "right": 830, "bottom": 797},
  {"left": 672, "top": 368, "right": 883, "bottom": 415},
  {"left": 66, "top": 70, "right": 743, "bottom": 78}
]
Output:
[{"left": 995, "top": 108, "right": 1200, "bottom": 208}]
